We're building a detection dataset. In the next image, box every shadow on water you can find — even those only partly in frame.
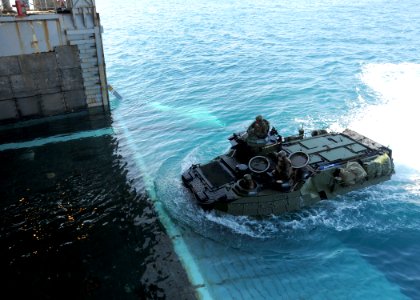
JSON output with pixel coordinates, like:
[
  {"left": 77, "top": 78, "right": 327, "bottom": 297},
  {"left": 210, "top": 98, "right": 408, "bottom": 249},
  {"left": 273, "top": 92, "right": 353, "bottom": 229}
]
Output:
[
  {"left": 331, "top": 182, "right": 420, "bottom": 300},
  {"left": 0, "top": 113, "right": 195, "bottom": 300}
]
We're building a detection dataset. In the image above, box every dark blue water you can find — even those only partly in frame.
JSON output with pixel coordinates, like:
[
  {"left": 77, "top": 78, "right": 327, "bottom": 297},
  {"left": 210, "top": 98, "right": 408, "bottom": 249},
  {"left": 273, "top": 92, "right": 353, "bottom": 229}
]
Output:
[{"left": 0, "top": 114, "right": 195, "bottom": 299}]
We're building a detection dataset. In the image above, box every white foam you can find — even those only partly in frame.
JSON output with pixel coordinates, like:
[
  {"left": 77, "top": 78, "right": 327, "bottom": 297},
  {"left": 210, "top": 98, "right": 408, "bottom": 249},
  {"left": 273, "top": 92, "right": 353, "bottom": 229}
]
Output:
[{"left": 339, "top": 63, "right": 420, "bottom": 170}]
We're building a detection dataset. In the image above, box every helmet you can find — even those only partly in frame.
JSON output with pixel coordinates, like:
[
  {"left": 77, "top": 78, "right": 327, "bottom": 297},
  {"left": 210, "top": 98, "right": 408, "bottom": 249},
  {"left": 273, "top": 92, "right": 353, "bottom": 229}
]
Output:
[
  {"left": 256, "top": 115, "right": 263, "bottom": 121},
  {"left": 244, "top": 174, "right": 252, "bottom": 180},
  {"left": 277, "top": 150, "right": 287, "bottom": 157}
]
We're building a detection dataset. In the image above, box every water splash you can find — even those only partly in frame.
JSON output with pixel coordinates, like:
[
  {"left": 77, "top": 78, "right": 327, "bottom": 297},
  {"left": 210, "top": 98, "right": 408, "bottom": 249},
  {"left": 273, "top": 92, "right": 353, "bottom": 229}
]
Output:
[{"left": 333, "top": 63, "right": 420, "bottom": 171}]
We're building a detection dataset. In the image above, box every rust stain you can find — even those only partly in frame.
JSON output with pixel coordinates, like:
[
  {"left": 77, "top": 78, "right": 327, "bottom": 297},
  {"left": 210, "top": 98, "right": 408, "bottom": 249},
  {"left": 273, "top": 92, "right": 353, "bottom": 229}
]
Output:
[
  {"left": 42, "top": 21, "right": 52, "bottom": 51},
  {"left": 29, "top": 21, "right": 40, "bottom": 53},
  {"left": 55, "top": 20, "right": 63, "bottom": 45},
  {"left": 15, "top": 23, "right": 25, "bottom": 54}
]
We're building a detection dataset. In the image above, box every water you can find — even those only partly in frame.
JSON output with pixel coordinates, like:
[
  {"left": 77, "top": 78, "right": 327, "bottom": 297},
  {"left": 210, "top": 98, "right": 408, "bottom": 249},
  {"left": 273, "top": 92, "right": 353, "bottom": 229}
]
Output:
[
  {"left": 2, "top": 0, "right": 420, "bottom": 298},
  {"left": 98, "top": 0, "right": 420, "bottom": 298},
  {"left": 0, "top": 114, "right": 195, "bottom": 299}
]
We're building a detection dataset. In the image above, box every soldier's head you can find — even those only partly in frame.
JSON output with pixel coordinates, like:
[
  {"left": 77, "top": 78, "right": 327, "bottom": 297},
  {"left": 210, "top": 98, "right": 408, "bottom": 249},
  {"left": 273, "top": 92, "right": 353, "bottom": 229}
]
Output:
[
  {"left": 277, "top": 150, "right": 287, "bottom": 158},
  {"left": 256, "top": 115, "right": 263, "bottom": 122},
  {"left": 244, "top": 174, "right": 252, "bottom": 181}
]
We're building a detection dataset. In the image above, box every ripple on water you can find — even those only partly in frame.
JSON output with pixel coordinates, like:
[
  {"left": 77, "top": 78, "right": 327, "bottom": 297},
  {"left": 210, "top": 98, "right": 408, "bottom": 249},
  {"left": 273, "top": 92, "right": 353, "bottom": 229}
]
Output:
[{"left": 98, "top": 0, "right": 420, "bottom": 298}]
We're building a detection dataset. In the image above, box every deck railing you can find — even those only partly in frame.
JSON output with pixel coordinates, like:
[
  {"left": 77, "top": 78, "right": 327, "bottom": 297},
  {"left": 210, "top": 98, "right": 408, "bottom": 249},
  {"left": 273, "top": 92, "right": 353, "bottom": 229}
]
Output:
[{"left": 1, "top": 0, "right": 73, "bottom": 16}]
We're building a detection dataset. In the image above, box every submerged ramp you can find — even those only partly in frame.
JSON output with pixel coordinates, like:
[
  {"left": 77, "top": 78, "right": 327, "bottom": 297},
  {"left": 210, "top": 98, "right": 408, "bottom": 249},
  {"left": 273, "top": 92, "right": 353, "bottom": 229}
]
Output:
[{"left": 180, "top": 230, "right": 406, "bottom": 299}]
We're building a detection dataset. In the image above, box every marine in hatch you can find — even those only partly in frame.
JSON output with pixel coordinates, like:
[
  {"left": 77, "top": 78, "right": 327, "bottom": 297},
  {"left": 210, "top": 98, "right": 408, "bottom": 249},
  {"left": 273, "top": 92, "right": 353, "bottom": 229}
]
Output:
[
  {"left": 239, "top": 174, "right": 256, "bottom": 190},
  {"left": 275, "top": 150, "right": 292, "bottom": 183},
  {"left": 247, "top": 115, "right": 270, "bottom": 139}
]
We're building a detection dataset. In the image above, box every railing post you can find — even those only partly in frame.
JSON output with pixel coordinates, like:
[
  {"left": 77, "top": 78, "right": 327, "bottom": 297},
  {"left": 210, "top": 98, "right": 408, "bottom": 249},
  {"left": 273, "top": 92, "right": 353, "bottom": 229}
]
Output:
[{"left": 1, "top": 0, "right": 12, "bottom": 11}]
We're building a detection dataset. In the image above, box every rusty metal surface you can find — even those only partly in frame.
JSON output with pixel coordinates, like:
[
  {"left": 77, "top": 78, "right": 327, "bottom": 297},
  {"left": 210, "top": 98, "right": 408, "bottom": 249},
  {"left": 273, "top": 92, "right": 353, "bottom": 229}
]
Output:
[
  {"left": 0, "top": 46, "right": 86, "bottom": 122},
  {"left": 0, "top": 2, "right": 109, "bottom": 122},
  {"left": 0, "top": 17, "right": 61, "bottom": 55}
]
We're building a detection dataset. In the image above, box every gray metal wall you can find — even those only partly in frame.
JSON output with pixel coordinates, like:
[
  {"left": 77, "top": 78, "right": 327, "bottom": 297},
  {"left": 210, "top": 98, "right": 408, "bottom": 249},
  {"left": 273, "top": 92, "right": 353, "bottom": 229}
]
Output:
[
  {"left": 0, "top": 46, "right": 85, "bottom": 121},
  {"left": 0, "top": 1, "right": 109, "bottom": 124}
]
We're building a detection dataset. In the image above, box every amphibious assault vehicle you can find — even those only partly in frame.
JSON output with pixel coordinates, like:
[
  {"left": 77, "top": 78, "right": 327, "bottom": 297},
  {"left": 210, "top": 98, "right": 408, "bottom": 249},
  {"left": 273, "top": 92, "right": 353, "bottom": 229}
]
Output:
[{"left": 182, "top": 126, "right": 394, "bottom": 217}]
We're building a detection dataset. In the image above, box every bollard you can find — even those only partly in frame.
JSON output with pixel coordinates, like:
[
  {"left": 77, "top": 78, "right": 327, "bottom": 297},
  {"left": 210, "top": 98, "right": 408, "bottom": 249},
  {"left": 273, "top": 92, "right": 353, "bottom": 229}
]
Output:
[{"left": 12, "top": 0, "right": 27, "bottom": 16}]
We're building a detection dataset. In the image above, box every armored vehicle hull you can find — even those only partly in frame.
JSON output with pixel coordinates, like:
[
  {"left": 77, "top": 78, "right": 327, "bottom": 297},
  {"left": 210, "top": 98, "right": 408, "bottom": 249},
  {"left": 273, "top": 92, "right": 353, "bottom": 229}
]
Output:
[{"left": 182, "top": 128, "right": 394, "bottom": 217}]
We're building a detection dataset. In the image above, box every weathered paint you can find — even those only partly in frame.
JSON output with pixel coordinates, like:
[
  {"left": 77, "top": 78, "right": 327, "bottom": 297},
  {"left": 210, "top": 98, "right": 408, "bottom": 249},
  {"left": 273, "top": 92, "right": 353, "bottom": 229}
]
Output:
[
  {"left": 14, "top": 22, "right": 25, "bottom": 54},
  {"left": 0, "top": 17, "right": 61, "bottom": 55},
  {"left": 0, "top": 2, "right": 109, "bottom": 123},
  {"left": 42, "top": 20, "right": 51, "bottom": 51}
]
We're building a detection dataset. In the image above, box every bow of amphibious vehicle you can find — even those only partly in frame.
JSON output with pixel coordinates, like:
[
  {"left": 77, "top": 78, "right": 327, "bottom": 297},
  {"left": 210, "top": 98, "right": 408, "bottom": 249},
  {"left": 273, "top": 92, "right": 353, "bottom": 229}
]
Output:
[{"left": 181, "top": 128, "right": 394, "bottom": 216}]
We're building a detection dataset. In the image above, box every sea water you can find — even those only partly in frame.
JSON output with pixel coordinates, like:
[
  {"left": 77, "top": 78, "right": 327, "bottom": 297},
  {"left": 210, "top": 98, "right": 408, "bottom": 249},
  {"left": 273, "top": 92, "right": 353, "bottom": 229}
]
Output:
[
  {"left": 96, "top": 0, "right": 420, "bottom": 298},
  {"left": 98, "top": 0, "right": 420, "bottom": 298}
]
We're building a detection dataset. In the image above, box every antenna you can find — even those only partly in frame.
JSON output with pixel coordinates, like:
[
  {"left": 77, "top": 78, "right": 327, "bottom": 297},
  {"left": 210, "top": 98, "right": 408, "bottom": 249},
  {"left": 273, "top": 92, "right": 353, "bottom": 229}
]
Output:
[{"left": 298, "top": 124, "right": 304, "bottom": 136}]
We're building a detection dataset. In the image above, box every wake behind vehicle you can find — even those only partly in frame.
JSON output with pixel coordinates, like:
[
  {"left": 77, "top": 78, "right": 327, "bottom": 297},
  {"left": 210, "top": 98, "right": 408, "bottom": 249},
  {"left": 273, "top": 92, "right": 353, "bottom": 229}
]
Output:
[{"left": 182, "top": 122, "right": 394, "bottom": 217}]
